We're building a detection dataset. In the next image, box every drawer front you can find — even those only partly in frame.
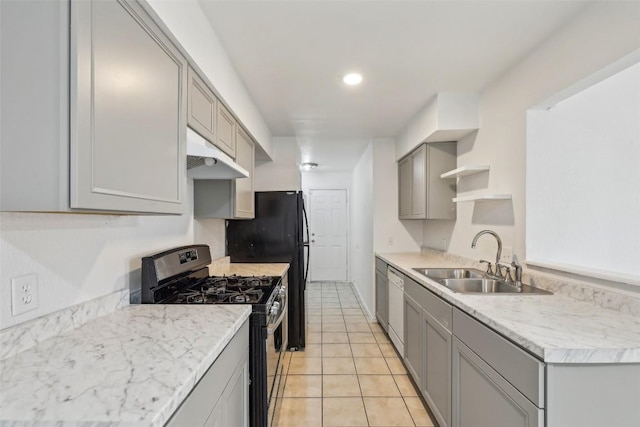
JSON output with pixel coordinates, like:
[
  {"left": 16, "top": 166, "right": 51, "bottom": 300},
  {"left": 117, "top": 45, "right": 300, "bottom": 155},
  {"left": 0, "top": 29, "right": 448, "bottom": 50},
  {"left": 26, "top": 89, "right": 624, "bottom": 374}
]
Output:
[
  {"left": 422, "top": 286, "right": 452, "bottom": 332},
  {"left": 375, "top": 257, "right": 387, "bottom": 274},
  {"left": 452, "top": 336, "right": 543, "bottom": 427},
  {"left": 452, "top": 309, "right": 544, "bottom": 407},
  {"left": 404, "top": 276, "right": 452, "bottom": 332},
  {"left": 404, "top": 275, "right": 424, "bottom": 303}
]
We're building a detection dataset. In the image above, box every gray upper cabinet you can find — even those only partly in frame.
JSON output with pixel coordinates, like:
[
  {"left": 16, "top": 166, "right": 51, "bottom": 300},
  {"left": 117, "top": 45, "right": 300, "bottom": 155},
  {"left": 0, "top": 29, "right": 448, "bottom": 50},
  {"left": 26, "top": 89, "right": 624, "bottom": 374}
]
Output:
[
  {"left": 188, "top": 66, "right": 217, "bottom": 144},
  {"left": 233, "top": 128, "right": 255, "bottom": 218},
  {"left": 398, "top": 156, "right": 412, "bottom": 217},
  {"left": 216, "top": 102, "right": 237, "bottom": 158},
  {"left": 1, "top": 0, "right": 187, "bottom": 214},
  {"left": 398, "top": 142, "right": 456, "bottom": 220},
  {"left": 194, "top": 126, "right": 255, "bottom": 219},
  {"left": 71, "top": 0, "right": 187, "bottom": 213}
]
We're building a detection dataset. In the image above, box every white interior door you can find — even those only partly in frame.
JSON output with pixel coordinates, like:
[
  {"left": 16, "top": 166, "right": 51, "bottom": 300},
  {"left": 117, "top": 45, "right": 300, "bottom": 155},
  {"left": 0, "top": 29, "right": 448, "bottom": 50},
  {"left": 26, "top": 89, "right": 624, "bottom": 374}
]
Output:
[{"left": 308, "top": 189, "right": 347, "bottom": 282}]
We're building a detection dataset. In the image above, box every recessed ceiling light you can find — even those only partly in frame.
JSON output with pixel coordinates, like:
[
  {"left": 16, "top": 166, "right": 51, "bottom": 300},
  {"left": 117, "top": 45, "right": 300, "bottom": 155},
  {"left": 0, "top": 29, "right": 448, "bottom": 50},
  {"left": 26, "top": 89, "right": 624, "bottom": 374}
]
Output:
[
  {"left": 300, "top": 162, "right": 318, "bottom": 170},
  {"left": 343, "top": 73, "right": 363, "bottom": 86}
]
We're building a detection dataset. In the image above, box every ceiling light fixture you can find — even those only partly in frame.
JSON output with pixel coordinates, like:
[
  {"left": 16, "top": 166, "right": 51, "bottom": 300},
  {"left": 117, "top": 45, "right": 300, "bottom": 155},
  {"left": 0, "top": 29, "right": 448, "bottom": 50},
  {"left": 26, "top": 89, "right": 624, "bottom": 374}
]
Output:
[
  {"left": 300, "top": 162, "right": 318, "bottom": 170},
  {"left": 343, "top": 72, "right": 363, "bottom": 86}
]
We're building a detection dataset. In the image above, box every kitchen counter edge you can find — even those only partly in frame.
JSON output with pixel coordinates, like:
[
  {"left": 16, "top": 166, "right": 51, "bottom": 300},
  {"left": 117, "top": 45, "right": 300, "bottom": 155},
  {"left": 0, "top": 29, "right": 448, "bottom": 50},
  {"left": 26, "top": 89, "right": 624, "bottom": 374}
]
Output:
[{"left": 376, "top": 252, "right": 640, "bottom": 364}]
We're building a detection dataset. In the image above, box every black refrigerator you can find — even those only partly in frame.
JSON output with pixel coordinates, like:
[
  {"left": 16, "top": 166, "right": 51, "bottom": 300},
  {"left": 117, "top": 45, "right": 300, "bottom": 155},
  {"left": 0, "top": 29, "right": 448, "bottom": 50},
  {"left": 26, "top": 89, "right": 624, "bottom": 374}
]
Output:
[{"left": 226, "top": 191, "right": 309, "bottom": 350}]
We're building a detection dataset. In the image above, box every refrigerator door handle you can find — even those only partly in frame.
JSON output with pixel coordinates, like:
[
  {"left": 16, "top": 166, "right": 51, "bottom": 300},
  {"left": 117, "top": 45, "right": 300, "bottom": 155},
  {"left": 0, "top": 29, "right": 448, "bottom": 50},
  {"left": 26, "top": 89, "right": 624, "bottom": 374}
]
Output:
[{"left": 302, "top": 200, "right": 310, "bottom": 286}]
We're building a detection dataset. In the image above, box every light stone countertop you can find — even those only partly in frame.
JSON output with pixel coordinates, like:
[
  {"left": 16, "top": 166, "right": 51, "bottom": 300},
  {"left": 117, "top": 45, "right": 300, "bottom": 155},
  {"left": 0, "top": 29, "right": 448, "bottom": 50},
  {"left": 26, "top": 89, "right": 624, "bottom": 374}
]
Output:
[
  {"left": 0, "top": 304, "right": 251, "bottom": 426},
  {"left": 208, "top": 262, "right": 289, "bottom": 278},
  {"left": 377, "top": 252, "right": 640, "bottom": 364}
]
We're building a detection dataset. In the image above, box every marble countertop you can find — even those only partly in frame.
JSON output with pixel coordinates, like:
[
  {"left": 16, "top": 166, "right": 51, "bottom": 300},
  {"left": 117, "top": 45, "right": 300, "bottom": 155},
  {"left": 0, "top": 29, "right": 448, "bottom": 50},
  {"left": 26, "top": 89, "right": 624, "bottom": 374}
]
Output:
[
  {"left": 208, "top": 262, "right": 289, "bottom": 278},
  {"left": 0, "top": 304, "right": 251, "bottom": 426},
  {"left": 377, "top": 252, "right": 640, "bottom": 364}
]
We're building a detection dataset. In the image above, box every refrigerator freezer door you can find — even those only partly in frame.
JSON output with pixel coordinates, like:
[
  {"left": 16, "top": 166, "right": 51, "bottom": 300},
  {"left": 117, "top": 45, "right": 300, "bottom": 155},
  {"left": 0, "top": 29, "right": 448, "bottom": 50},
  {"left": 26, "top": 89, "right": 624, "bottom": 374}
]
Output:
[{"left": 227, "top": 191, "right": 307, "bottom": 350}]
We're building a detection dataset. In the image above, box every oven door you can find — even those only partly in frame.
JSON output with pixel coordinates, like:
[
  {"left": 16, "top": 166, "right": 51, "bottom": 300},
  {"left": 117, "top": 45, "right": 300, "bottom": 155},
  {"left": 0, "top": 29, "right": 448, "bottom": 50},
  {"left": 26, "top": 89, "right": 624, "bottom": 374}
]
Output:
[{"left": 266, "top": 303, "right": 287, "bottom": 425}]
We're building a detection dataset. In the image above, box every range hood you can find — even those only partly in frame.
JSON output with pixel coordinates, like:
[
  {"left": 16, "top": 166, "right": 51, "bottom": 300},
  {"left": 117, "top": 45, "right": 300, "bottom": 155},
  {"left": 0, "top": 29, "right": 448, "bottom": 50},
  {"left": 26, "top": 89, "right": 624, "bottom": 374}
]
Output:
[{"left": 186, "top": 127, "right": 249, "bottom": 179}]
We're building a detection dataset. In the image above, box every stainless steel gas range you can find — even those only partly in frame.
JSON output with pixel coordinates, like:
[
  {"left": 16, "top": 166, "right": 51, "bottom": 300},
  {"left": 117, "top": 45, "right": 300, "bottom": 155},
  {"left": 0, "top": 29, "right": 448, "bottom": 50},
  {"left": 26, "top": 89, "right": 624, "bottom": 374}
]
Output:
[{"left": 141, "top": 244, "right": 287, "bottom": 427}]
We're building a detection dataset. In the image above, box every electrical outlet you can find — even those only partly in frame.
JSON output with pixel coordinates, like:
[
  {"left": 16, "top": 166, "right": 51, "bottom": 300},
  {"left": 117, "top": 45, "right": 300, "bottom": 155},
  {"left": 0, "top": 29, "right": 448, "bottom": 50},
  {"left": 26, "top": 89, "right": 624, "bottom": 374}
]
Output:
[
  {"left": 11, "top": 273, "right": 38, "bottom": 316},
  {"left": 501, "top": 246, "right": 513, "bottom": 263},
  {"left": 387, "top": 237, "right": 394, "bottom": 246},
  {"left": 441, "top": 238, "right": 448, "bottom": 250}
]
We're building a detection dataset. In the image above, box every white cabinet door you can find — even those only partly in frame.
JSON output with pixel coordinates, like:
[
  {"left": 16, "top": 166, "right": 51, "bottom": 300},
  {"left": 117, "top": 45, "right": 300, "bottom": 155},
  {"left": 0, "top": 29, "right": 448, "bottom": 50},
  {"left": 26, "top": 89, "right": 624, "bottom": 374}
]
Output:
[{"left": 71, "top": 0, "right": 186, "bottom": 214}]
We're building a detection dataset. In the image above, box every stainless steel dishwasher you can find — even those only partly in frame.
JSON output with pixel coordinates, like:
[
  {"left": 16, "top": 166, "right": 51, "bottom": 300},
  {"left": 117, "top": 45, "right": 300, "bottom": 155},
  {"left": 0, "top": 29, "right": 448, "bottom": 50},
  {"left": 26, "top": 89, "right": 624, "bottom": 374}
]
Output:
[{"left": 387, "top": 267, "right": 404, "bottom": 355}]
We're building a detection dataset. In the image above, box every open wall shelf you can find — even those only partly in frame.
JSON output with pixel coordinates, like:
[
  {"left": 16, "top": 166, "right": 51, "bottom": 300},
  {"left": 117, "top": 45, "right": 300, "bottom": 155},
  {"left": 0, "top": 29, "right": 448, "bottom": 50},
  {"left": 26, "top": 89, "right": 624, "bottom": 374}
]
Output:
[
  {"left": 452, "top": 194, "right": 512, "bottom": 203},
  {"left": 441, "top": 165, "right": 490, "bottom": 179}
]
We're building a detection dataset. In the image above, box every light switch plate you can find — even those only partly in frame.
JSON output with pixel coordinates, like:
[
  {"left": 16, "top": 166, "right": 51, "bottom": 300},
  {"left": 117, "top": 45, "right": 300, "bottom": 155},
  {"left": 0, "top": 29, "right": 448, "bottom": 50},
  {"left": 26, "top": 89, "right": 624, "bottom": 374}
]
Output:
[{"left": 11, "top": 273, "right": 38, "bottom": 316}]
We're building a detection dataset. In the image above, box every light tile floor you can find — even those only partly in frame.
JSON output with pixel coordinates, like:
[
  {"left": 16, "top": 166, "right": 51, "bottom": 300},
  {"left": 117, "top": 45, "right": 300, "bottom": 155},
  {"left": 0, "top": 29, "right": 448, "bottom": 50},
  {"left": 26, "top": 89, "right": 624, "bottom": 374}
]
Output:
[{"left": 274, "top": 282, "right": 437, "bottom": 427}]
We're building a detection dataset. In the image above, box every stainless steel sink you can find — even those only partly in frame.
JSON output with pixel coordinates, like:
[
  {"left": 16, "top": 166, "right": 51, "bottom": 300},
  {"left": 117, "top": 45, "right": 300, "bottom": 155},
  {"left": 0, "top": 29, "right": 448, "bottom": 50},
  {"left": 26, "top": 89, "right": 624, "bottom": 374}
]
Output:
[
  {"left": 412, "top": 267, "right": 552, "bottom": 295},
  {"left": 440, "top": 278, "right": 552, "bottom": 294},
  {"left": 412, "top": 267, "right": 485, "bottom": 280}
]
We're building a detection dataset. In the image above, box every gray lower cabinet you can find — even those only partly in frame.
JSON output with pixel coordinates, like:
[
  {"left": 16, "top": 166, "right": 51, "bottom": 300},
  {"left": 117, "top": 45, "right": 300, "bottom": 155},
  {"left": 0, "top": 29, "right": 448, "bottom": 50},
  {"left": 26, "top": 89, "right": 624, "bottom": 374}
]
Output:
[
  {"left": 1, "top": 0, "right": 187, "bottom": 214},
  {"left": 452, "top": 308, "right": 544, "bottom": 427},
  {"left": 397, "top": 267, "right": 640, "bottom": 427},
  {"left": 404, "top": 276, "right": 453, "bottom": 427},
  {"left": 166, "top": 320, "right": 249, "bottom": 427},
  {"left": 424, "top": 311, "right": 452, "bottom": 427},
  {"left": 403, "top": 291, "right": 423, "bottom": 384},
  {"left": 452, "top": 337, "right": 541, "bottom": 427},
  {"left": 374, "top": 257, "right": 388, "bottom": 331}
]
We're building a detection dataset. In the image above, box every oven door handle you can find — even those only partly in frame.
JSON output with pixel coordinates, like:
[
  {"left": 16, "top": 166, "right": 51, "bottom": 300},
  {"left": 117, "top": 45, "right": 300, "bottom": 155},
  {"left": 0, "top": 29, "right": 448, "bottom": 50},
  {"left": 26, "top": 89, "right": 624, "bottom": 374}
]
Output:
[{"left": 267, "top": 306, "right": 287, "bottom": 336}]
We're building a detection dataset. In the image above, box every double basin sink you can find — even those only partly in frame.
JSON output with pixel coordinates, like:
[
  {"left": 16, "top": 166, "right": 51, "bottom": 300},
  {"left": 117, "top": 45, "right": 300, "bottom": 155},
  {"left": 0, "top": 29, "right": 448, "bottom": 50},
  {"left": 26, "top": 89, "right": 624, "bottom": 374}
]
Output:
[{"left": 412, "top": 268, "right": 552, "bottom": 295}]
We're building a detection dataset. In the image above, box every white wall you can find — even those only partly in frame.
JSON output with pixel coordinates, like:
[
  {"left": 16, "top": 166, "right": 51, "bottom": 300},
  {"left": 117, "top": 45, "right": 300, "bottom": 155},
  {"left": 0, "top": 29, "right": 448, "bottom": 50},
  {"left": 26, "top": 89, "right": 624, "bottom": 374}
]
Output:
[
  {"left": 372, "top": 138, "right": 423, "bottom": 253},
  {"left": 301, "top": 172, "right": 352, "bottom": 194},
  {"left": 421, "top": 2, "right": 640, "bottom": 280},
  {"left": 254, "top": 137, "right": 301, "bottom": 192},
  {"left": 0, "top": 0, "right": 277, "bottom": 330},
  {"left": 527, "top": 61, "right": 640, "bottom": 283},
  {"left": 0, "top": 183, "right": 196, "bottom": 330},
  {"left": 349, "top": 143, "right": 375, "bottom": 317},
  {"left": 145, "top": 0, "right": 273, "bottom": 158},
  {"left": 194, "top": 217, "right": 226, "bottom": 260},
  {"left": 396, "top": 93, "right": 479, "bottom": 160}
]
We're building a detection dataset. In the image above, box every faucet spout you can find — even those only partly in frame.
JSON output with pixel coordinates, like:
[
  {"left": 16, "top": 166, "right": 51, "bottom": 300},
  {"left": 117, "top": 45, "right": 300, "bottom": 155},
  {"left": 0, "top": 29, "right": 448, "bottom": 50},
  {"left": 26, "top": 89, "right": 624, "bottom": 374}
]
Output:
[{"left": 471, "top": 230, "right": 502, "bottom": 267}]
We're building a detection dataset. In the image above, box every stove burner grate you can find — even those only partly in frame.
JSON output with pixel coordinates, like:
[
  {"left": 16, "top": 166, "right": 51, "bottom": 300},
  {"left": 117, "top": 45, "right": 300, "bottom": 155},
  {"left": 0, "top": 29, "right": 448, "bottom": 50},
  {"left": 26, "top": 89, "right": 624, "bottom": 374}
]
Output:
[{"left": 171, "top": 275, "right": 271, "bottom": 304}]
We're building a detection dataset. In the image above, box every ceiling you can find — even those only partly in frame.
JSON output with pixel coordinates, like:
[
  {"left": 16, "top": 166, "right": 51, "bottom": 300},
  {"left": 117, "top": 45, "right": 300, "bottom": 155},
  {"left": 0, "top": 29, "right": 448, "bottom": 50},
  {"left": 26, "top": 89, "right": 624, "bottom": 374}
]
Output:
[{"left": 198, "top": 0, "right": 589, "bottom": 170}]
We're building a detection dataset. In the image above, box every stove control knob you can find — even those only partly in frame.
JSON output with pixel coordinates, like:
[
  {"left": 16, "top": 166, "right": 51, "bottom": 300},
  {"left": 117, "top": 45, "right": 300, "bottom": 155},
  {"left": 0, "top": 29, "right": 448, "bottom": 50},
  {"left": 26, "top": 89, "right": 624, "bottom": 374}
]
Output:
[
  {"left": 279, "top": 288, "right": 286, "bottom": 298},
  {"left": 270, "top": 302, "right": 280, "bottom": 316}
]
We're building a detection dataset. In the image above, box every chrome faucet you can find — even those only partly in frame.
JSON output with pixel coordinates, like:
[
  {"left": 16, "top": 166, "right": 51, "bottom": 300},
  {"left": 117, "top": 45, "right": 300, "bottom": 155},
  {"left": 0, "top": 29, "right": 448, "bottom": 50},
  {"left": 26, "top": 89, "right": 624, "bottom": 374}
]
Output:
[{"left": 471, "top": 230, "right": 502, "bottom": 277}]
